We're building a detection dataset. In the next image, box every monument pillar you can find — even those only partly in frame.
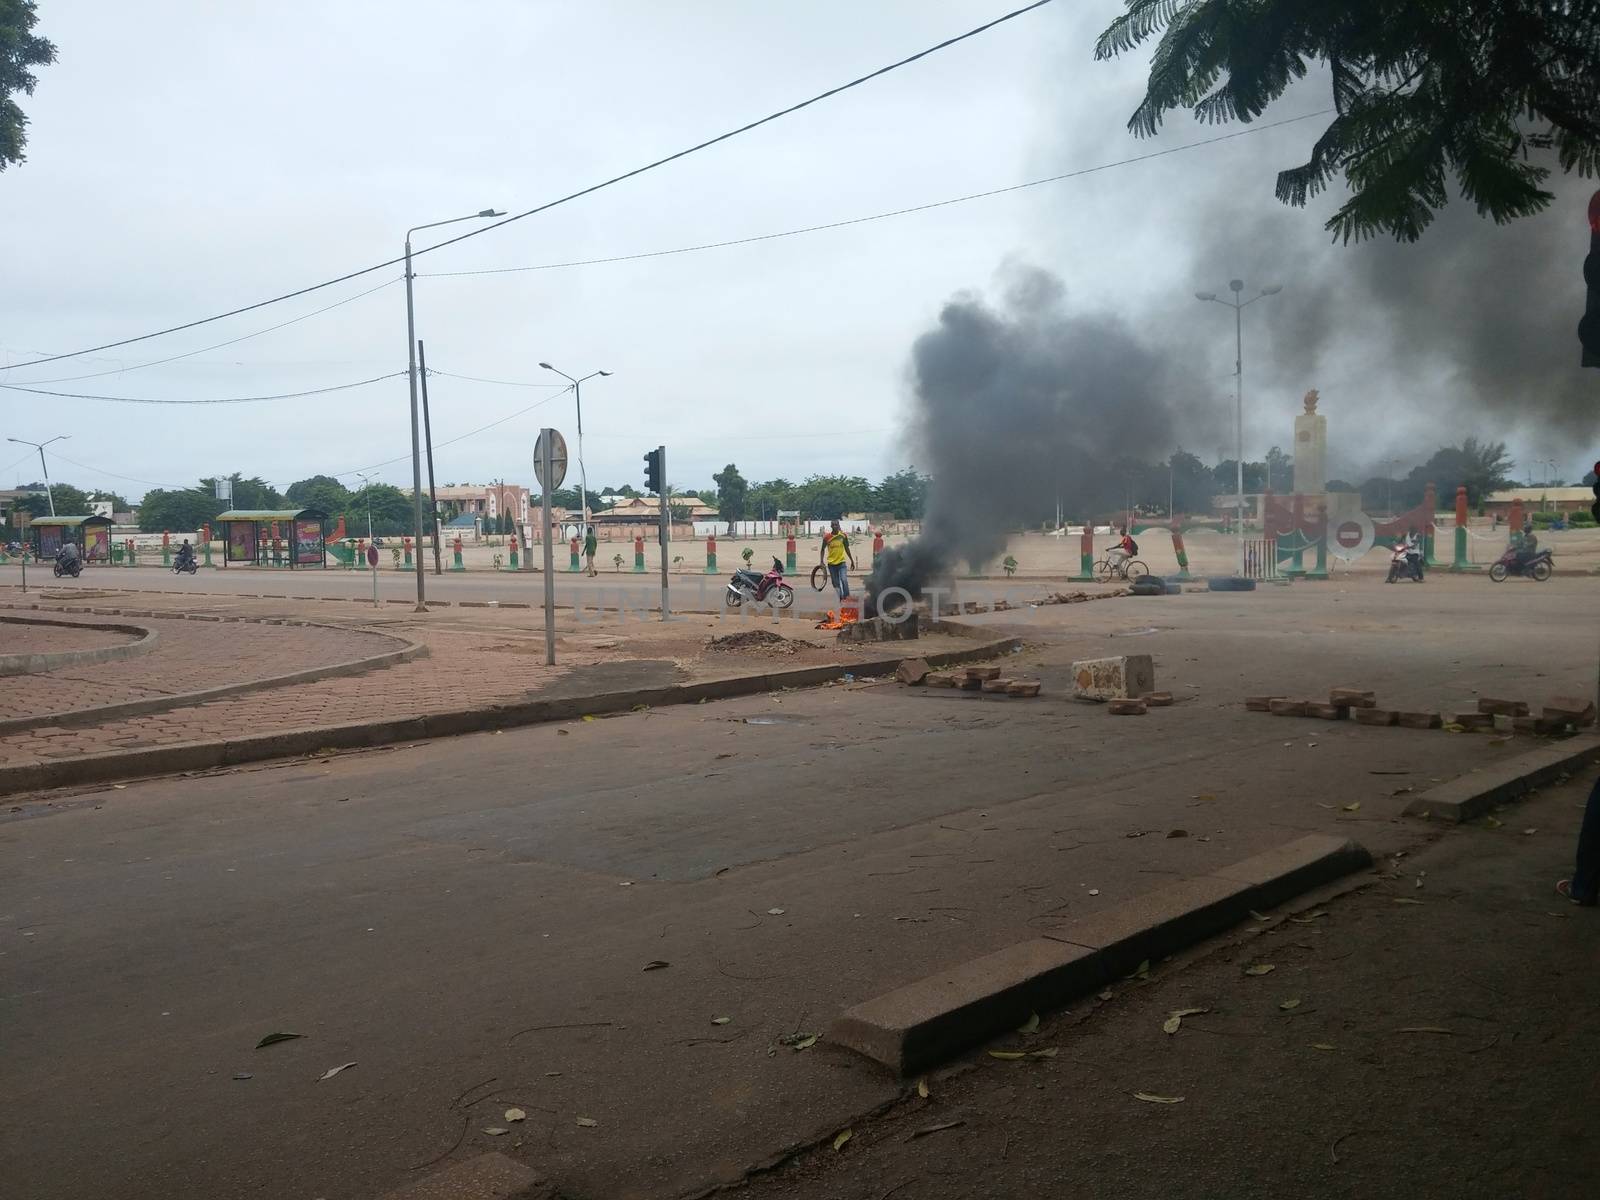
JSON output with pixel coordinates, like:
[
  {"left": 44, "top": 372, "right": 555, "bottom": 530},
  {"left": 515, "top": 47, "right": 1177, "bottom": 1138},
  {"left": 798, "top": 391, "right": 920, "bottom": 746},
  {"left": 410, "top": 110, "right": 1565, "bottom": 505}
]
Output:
[{"left": 1293, "top": 389, "right": 1327, "bottom": 496}]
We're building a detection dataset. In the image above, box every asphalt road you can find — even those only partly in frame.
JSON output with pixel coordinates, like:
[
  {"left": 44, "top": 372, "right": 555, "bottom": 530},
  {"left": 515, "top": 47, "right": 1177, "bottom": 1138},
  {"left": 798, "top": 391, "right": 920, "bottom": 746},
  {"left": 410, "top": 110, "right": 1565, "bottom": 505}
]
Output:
[
  {"left": 2, "top": 577, "right": 1594, "bottom": 1200},
  {"left": 0, "top": 561, "right": 1063, "bottom": 617}
]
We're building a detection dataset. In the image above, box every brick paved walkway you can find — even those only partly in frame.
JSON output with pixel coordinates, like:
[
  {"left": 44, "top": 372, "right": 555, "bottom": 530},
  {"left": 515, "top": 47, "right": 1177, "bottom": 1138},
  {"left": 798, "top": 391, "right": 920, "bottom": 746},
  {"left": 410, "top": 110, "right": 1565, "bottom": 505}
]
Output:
[
  {"left": 0, "top": 608, "right": 404, "bottom": 722},
  {"left": 1, "top": 618, "right": 135, "bottom": 658},
  {"left": 0, "top": 587, "right": 975, "bottom": 771}
]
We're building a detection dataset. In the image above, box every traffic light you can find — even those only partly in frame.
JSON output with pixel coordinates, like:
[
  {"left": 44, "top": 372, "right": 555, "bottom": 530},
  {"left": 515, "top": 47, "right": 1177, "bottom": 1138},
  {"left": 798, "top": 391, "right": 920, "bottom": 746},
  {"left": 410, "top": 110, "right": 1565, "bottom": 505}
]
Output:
[
  {"left": 1581, "top": 189, "right": 1600, "bottom": 368},
  {"left": 643, "top": 447, "right": 662, "bottom": 494}
]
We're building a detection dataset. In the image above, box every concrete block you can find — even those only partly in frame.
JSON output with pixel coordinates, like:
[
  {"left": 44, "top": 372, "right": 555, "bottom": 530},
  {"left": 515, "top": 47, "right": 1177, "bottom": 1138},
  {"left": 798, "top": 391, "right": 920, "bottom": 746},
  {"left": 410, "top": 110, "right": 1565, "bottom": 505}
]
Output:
[
  {"left": 1047, "top": 875, "right": 1257, "bottom": 980},
  {"left": 1268, "top": 699, "right": 1308, "bottom": 717},
  {"left": 1071, "top": 654, "right": 1154, "bottom": 701},
  {"left": 957, "top": 676, "right": 984, "bottom": 691},
  {"left": 1244, "top": 695, "right": 1284, "bottom": 712},
  {"left": 1211, "top": 834, "right": 1374, "bottom": 911},
  {"left": 1144, "top": 691, "right": 1174, "bottom": 707},
  {"left": 1397, "top": 711, "right": 1443, "bottom": 729},
  {"left": 895, "top": 659, "right": 931, "bottom": 686},
  {"left": 378, "top": 1152, "right": 547, "bottom": 1200},
  {"left": 1511, "top": 715, "right": 1540, "bottom": 734},
  {"left": 1477, "top": 697, "right": 1529, "bottom": 717},
  {"left": 980, "top": 678, "right": 1014, "bottom": 693},
  {"left": 925, "top": 672, "right": 958, "bottom": 688},
  {"left": 1352, "top": 708, "right": 1398, "bottom": 726},
  {"left": 1304, "top": 702, "right": 1347, "bottom": 720},
  {"left": 1006, "top": 681, "right": 1041, "bottom": 697},
  {"left": 1108, "top": 698, "right": 1147, "bottom": 716},
  {"left": 1544, "top": 697, "right": 1597, "bottom": 727},
  {"left": 1492, "top": 713, "right": 1515, "bottom": 733},
  {"left": 829, "top": 938, "right": 1105, "bottom": 1075},
  {"left": 965, "top": 666, "right": 1001, "bottom": 681},
  {"left": 1330, "top": 688, "right": 1376, "bottom": 708},
  {"left": 1451, "top": 713, "right": 1493, "bottom": 731}
]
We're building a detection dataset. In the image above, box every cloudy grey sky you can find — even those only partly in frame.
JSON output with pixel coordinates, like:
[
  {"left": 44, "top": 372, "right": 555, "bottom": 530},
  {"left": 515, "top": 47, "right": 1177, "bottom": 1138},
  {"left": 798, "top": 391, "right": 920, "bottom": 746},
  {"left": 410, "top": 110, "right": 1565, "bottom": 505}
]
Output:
[{"left": 2, "top": 0, "right": 1595, "bottom": 502}]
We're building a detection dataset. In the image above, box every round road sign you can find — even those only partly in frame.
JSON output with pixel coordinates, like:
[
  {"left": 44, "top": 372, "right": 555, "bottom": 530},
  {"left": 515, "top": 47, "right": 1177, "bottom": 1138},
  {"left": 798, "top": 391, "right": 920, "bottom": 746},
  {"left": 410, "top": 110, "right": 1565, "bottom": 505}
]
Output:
[
  {"left": 534, "top": 429, "right": 568, "bottom": 491},
  {"left": 366, "top": 544, "right": 379, "bottom": 567},
  {"left": 1327, "top": 512, "right": 1374, "bottom": 562}
]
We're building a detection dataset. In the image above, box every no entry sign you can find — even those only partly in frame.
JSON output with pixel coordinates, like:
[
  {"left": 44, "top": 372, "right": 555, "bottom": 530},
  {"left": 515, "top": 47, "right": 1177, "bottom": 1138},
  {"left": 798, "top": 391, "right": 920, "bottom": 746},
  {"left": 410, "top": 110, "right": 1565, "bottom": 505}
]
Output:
[{"left": 1327, "top": 513, "right": 1374, "bottom": 561}]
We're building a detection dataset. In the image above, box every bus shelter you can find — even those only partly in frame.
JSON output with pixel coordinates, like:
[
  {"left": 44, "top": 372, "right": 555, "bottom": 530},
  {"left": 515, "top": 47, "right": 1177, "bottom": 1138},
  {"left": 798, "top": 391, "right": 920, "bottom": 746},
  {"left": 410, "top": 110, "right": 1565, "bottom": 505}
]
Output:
[
  {"left": 214, "top": 508, "right": 329, "bottom": 568},
  {"left": 29, "top": 514, "right": 115, "bottom": 563}
]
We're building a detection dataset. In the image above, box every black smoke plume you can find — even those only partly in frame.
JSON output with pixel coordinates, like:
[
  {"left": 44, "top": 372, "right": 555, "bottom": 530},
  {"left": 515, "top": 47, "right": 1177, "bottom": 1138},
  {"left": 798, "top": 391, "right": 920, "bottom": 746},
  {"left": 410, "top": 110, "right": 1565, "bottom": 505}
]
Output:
[{"left": 867, "top": 265, "right": 1194, "bottom": 603}]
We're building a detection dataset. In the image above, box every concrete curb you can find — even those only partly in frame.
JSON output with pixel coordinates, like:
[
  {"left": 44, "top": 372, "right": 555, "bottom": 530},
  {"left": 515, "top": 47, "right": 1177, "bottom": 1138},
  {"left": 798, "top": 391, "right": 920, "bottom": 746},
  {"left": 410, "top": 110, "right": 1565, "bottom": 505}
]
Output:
[
  {"left": 827, "top": 833, "right": 1372, "bottom": 1076},
  {"left": 1402, "top": 735, "right": 1600, "bottom": 823},
  {"left": 0, "top": 634, "right": 1020, "bottom": 797},
  {"left": 0, "top": 615, "right": 158, "bottom": 676}
]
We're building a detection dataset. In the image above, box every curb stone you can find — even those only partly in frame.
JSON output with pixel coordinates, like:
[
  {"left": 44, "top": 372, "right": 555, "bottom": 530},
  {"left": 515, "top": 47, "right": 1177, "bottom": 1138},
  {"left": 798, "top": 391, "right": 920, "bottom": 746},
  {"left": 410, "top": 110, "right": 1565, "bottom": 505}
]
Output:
[
  {"left": 828, "top": 833, "right": 1372, "bottom": 1076},
  {"left": 1402, "top": 734, "right": 1600, "bottom": 823},
  {"left": 0, "top": 635, "right": 1021, "bottom": 797},
  {"left": 0, "top": 615, "right": 159, "bottom": 676}
]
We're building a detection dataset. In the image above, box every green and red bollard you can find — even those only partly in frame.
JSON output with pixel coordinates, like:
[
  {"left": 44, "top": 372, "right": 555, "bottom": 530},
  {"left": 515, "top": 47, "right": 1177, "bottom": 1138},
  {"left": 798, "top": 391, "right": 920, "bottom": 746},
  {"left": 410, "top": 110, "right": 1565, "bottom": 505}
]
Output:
[
  {"left": 705, "top": 534, "right": 717, "bottom": 574},
  {"left": 785, "top": 533, "right": 796, "bottom": 573},
  {"left": 402, "top": 537, "right": 413, "bottom": 569},
  {"left": 634, "top": 534, "right": 645, "bottom": 572},
  {"left": 1169, "top": 518, "right": 1191, "bottom": 580},
  {"left": 505, "top": 535, "right": 520, "bottom": 570},
  {"left": 568, "top": 536, "right": 580, "bottom": 572},
  {"left": 452, "top": 535, "right": 466, "bottom": 571},
  {"left": 1071, "top": 521, "right": 1095, "bottom": 582}
]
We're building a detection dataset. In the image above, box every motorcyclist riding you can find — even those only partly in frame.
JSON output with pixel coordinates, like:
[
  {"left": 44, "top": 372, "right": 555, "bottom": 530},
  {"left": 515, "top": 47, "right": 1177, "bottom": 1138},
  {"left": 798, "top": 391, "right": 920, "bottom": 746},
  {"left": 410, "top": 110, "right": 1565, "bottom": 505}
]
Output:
[
  {"left": 175, "top": 539, "right": 196, "bottom": 569},
  {"left": 55, "top": 542, "right": 79, "bottom": 569},
  {"left": 1515, "top": 521, "right": 1539, "bottom": 568}
]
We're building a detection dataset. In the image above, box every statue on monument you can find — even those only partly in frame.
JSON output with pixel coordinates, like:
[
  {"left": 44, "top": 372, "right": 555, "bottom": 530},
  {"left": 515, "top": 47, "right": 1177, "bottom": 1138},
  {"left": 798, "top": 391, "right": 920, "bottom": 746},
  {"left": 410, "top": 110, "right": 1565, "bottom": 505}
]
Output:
[
  {"left": 1293, "top": 387, "right": 1328, "bottom": 497},
  {"left": 1303, "top": 388, "right": 1319, "bottom": 415}
]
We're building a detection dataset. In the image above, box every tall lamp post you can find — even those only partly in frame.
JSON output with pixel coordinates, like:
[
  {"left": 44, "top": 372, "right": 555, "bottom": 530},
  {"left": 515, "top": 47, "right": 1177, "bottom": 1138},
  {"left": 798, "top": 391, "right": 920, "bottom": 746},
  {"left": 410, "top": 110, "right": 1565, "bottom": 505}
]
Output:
[
  {"left": 538, "top": 362, "right": 612, "bottom": 535},
  {"left": 7, "top": 435, "right": 69, "bottom": 516},
  {"left": 1196, "top": 280, "right": 1281, "bottom": 574},
  {"left": 405, "top": 207, "right": 504, "bottom": 611}
]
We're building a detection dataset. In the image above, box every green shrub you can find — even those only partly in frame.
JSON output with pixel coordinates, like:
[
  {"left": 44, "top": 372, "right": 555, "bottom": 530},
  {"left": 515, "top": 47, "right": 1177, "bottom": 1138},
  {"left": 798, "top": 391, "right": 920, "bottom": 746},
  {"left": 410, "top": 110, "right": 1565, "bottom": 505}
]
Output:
[{"left": 1568, "top": 510, "right": 1595, "bottom": 527}]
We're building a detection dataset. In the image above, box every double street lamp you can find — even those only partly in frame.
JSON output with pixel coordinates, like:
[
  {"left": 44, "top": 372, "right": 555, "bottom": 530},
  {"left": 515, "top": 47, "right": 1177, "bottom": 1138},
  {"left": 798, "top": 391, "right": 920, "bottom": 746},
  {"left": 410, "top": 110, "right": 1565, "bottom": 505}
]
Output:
[
  {"left": 405, "top": 208, "right": 504, "bottom": 611},
  {"left": 538, "top": 362, "right": 612, "bottom": 533},
  {"left": 7, "top": 434, "right": 69, "bottom": 516},
  {"left": 1196, "top": 280, "right": 1281, "bottom": 574}
]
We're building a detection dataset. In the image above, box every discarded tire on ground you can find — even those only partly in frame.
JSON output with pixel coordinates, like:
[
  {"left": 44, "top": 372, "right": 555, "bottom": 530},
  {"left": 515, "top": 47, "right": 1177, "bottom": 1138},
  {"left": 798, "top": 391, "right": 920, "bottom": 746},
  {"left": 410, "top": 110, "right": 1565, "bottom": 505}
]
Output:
[
  {"left": 1130, "top": 576, "right": 1167, "bottom": 596},
  {"left": 1207, "top": 576, "right": 1257, "bottom": 592}
]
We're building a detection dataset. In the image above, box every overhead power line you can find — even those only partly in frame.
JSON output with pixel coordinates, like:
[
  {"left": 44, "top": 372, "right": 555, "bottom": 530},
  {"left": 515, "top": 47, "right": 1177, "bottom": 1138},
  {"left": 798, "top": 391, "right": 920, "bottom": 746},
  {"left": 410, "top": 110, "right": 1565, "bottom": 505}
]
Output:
[
  {"left": 8, "top": 278, "right": 401, "bottom": 385},
  {"left": 425, "top": 369, "right": 569, "bottom": 389},
  {"left": 0, "top": 371, "right": 406, "bottom": 405},
  {"left": 422, "top": 109, "right": 1334, "bottom": 279},
  {"left": 1, "top": 0, "right": 1056, "bottom": 374}
]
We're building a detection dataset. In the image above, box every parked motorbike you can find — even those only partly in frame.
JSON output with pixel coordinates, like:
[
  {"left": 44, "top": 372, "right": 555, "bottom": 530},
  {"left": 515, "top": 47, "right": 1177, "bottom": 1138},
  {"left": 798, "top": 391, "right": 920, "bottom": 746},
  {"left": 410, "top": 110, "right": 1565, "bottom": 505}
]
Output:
[
  {"left": 725, "top": 556, "right": 795, "bottom": 609},
  {"left": 1385, "top": 542, "right": 1424, "bottom": 583},
  {"left": 1489, "top": 546, "right": 1553, "bottom": 582}
]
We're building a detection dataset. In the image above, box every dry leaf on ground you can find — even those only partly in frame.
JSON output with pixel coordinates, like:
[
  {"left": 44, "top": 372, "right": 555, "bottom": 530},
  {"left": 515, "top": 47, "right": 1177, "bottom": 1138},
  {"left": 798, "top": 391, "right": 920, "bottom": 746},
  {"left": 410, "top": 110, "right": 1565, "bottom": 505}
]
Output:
[
  {"left": 1133, "top": 1092, "right": 1185, "bottom": 1104},
  {"left": 505, "top": 1108, "right": 525, "bottom": 1123},
  {"left": 832, "top": 1129, "right": 853, "bottom": 1151},
  {"left": 576, "top": 1117, "right": 598, "bottom": 1128},
  {"left": 1017, "top": 1012, "right": 1040, "bottom": 1034},
  {"left": 1279, "top": 998, "right": 1302, "bottom": 1011},
  {"left": 916, "top": 1078, "right": 930, "bottom": 1099},
  {"left": 1244, "top": 964, "right": 1276, "bottom": 976},
  {"left": 316, "top": 1062, "right": 357, "bottom": 1082}
]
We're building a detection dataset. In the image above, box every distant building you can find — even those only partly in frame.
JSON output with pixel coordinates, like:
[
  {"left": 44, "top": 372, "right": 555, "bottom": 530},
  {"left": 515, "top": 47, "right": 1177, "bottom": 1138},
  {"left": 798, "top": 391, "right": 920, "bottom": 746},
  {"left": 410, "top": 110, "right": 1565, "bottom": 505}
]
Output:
[
  {"left": 593, "top": 495, "right": 718, "bottom": 524},
  {"left": 431, "top": 484, "right": 531, "bottom": 526},
  {"left": 1483, "top": 487, "right": 1595, "bottom": 517}
]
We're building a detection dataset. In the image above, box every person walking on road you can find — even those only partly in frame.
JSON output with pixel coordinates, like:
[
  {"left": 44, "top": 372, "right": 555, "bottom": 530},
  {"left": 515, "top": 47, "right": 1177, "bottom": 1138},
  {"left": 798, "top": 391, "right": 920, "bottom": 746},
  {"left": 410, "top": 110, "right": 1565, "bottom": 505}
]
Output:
[
  {"left": 1557, "top": 777, "right": 1600, "bottom": 906},
  {"left": 820, "top": 519, "right": 856, "bottom": 601},
  {"left": 583, "top": 525, "right": 598, "bottom": 577}
]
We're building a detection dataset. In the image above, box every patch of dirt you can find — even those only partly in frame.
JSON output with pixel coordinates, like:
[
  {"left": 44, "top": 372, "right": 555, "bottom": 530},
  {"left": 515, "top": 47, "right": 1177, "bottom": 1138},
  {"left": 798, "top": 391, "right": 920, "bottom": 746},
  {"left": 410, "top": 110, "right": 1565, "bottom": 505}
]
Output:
[{"left": 705, "top": 629, "right": 808, "bottom": 655}]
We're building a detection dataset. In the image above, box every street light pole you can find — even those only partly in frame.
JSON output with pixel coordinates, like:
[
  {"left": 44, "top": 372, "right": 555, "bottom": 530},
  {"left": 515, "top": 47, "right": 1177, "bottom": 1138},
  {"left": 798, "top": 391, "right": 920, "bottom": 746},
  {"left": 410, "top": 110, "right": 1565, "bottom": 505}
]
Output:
[
  {"left": 7, "top": 435, "right": 69, "bottom": 516},
  {"left": 405, "top": 208, "right": 504, "bottom": 611},
  {"left": 1196, "top": 280, "right": 1282, "bottom": 574},
  {"left": 539, "top": 363, "right": 612, "bottom": 537}
]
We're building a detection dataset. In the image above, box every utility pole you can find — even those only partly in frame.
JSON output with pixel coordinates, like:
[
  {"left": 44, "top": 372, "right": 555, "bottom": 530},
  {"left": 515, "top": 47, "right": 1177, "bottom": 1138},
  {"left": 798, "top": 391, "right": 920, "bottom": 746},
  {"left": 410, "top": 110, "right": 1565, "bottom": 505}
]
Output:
[
  {"left": 540, "top": 433, "right": 557, "bottom": 664},
  {"left": 417, "top": 340, "right": 443, "bottom": 576},
  {"left": 658, "top": 446, "right": 670, "bottom": 621}
]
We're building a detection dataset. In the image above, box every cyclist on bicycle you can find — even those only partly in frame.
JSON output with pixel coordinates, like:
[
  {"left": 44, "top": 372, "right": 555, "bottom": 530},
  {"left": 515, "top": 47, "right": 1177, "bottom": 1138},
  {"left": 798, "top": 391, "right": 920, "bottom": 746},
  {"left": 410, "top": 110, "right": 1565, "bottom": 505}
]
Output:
[{"left": 1106, "top": 528, "right": 1138, "bottom": 572}]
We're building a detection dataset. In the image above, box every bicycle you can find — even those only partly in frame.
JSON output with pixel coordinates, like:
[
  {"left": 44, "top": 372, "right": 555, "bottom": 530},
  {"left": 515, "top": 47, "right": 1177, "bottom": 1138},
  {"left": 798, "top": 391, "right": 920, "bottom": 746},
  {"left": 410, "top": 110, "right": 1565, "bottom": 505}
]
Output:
[{"left": 1093, "top": 555, "right": 1149, "bottom": 581}]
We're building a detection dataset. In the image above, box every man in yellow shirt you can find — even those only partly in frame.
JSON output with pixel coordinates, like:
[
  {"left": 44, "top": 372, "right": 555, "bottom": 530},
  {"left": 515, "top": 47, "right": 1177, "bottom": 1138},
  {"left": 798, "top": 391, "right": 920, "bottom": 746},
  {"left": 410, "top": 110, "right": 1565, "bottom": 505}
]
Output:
[{"left": 819, "top": 519, "right": 857, "bottom": 601}]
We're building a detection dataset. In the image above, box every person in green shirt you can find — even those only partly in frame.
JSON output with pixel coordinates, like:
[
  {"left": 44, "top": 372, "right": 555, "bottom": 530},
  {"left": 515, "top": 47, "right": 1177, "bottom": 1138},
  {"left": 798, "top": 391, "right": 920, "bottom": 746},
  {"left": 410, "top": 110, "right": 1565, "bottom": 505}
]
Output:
[{"left": 583, "top": 525, "right": 598, "bottom": 577}]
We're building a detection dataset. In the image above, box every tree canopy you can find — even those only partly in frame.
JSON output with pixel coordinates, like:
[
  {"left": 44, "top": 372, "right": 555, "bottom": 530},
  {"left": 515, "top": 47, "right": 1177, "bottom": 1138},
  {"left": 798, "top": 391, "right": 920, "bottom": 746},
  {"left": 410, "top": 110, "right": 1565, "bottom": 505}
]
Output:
[
  {"left": 1095, "top": 0, "right": 1600, "bottom": 242},
  {"left": 712, "top": 463, "right": 748, "bottom": 523},
  {"left": 0, "top": 0, "right": 55, "bottom": 170}
]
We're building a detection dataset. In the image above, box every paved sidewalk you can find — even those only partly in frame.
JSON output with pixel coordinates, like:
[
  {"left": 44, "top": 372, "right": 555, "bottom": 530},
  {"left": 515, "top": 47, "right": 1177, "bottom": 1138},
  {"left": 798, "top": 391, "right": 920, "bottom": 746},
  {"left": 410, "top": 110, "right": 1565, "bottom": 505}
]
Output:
[
  {"left": 0, "top": 590, "right": 979, "bottom": 775},
  {"left": 744, "top": 774, "right": 1600, "bottom": 1200},
  {"left": 1, "top": 608, "right": 403, "bottom": 721}
]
